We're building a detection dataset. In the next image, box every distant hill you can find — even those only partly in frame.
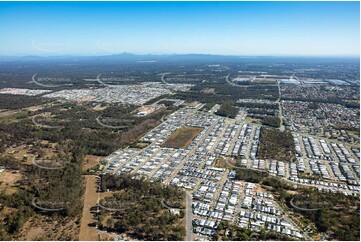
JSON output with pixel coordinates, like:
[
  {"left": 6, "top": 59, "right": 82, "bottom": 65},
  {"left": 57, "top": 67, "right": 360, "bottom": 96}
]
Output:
[{"left": 0, "top": 53, "right": 359, "bottom": 64}]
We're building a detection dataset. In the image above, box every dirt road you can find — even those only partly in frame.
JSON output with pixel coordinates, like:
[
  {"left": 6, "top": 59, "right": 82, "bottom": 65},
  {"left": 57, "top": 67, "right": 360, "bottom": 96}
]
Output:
[{"left": 79, "top": 175, "right": 99, "bottom": 241}]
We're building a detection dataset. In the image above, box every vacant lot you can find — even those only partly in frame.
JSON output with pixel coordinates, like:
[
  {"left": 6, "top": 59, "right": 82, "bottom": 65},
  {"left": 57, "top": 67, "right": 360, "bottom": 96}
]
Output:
[
  {"left": 257, "top": 127, "right": 296, "bottom": 162},
  {"left": 162, "top": 126, "right": 203, "bottom": 149}
]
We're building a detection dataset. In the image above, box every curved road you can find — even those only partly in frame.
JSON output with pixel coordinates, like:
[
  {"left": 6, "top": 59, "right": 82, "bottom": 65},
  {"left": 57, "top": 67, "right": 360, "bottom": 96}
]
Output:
[
  {"left": 225, "top": 73, "right": 241, "bottom": 87},
  {"left": 32, "top": 73, "right": 63, "bottom": 88},
  {"left": 159, "top": 73, "right": 170, "bottom": 85}
]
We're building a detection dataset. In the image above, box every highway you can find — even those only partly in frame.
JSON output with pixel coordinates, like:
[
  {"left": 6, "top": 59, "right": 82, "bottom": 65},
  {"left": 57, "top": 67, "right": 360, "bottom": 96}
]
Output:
[
  {"left": 225, "top": 73, "right": 243, "bottom": 87},
  {"left": 159, "top": 72, "right": 170, "bottom": 85}
]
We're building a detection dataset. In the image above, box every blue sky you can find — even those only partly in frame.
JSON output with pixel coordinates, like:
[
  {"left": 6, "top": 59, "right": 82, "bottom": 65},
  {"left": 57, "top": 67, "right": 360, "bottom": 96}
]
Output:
[{"left": 0, "top": 1, "right": 359, "bottom": 56}]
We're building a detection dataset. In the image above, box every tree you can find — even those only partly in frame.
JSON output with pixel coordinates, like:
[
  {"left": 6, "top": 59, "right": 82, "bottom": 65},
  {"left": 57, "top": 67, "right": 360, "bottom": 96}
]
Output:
[
  {"left": 106, "top": 218, "right": 114, "bottom": 228},
  {"left": 216, "top": 100, "right": 239, "bottom": 118}
]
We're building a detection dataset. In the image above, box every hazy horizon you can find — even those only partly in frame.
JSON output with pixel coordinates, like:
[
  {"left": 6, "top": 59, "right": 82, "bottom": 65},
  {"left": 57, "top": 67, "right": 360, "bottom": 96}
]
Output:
[{"left": 0, "top": 52, "right": 360, "bottom": 58}]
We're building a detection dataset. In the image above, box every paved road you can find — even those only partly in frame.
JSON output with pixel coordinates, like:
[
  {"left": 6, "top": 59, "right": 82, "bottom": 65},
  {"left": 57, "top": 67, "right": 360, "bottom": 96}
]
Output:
[
  {"left": 159, "top": 73, "right": 170, "bottom": 85},
  {"left": 147, "top": 149, "right": 177, "bottom": 178},
  {"left": 185, "top": 192, "right": 193, "bottom": 241},
  {"left": 225, "top": 73, "right": 242, "bottom": 87},
  {"left": 293, "top": 131, "right": 359, "bottom": 149},
  {"left": 165, "top": 118, "right": 218, "bottom": 184}
]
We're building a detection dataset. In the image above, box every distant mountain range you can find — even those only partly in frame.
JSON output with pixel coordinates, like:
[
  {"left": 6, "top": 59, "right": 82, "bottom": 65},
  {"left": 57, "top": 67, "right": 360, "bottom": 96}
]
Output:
[{"left": 0, "top": 53, "right": 359, "bottom": 63}]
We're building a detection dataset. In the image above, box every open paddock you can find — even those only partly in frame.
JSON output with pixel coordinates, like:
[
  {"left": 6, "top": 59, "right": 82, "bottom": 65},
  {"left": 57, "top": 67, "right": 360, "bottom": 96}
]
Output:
[{"left": 162, "top": 126, "right": 203, "bottom": 149}]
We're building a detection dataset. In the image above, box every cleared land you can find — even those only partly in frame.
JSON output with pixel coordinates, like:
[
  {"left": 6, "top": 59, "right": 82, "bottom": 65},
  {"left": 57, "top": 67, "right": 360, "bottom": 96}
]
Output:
[
  {"left": 0, "top": 170, "right": 22, "bottom": 195},
  {"left": 214, "top": 156, "right": 236, "bottom": 169},
  {"left": 161, "top": 126, "right": 203, "bottom": 149},
  {"left": 79, "top": 175, "right": 99, "bottom": 241},
  {"left": 15, "top": 215, "right": 80, "bottom": 240},
  {"left": 82, "top": 155, "right": 103, "bottom": 171},
  {"left": 201, "top": 88, "right": 216, "bottom": 94},
  {"left": 0, "top": 109, "right": 19, "bottom": 118}
]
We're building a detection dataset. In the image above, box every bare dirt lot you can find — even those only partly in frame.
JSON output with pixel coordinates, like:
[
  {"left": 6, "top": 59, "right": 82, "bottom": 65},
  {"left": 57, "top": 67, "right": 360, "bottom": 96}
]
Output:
[{"left": 161, "top": 126, "right": 203, "bottom": 149}]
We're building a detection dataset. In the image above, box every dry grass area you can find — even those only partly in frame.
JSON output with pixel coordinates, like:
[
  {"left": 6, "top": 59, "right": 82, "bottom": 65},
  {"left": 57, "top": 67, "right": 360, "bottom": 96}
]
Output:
[
  {"left": 5, "top": 145, "right": 33, "bottom": 162},
  {"left": 252, "top": 79, "right": 277, "bottom": 84},
  {"left": 98, "top": 231, "right": 137, "bottom": 241},
  {"left": 201, "top": 88, "right": 216, "bottom": 94},
  {"left": 0, "top": 206, "right": 17, "bottom": 225},
  {"left": 245, "top": 116, "right": 261, "bottom": 124},
  {"left": 214, "top": 156, "right": 235, "bottom": 169},
  {"left": 254, "top": 183, "right": 282, "bottom": 194},
  {"left": 4, "top": 141, "right": 58, "bottom": 165},
  {"left": 0, "top": 109, "right": 19, "bottom": 118},
  {"left": 161, "top": 126, "right": 203, "bottom": 149},
  {"left": 0, "top": 170, "right": 22, "bottom": 195},
  {"left": 92, "top": 105, "right": 107, "bottom": 111},
  {"left": 258, "top": 127, "right": 296, "bottom": 162},
  {"left": 15, "top": 215, "right": 80, "bottom": 240},
  {"left": 83, "top": 155, "right": 103, "bottom": 171},
  {"left": 24, "top": 105, "right": 45, "bottom": 112}
]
